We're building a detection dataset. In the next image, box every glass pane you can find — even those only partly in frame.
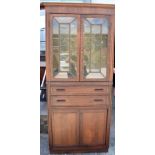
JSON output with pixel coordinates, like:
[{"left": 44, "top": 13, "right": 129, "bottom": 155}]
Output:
[
  {"left": 53, "top": 39, "right": 59, "bottom": 47},
  {"left": 69, "top": 52, "right": 77, "bottom": 77},
  {"left": 71, "top": 20, "right": 77, "bottom": 35},
  {"left": 92, "top": 25, "right": 100, "bottom": 34},
  {"left": 53, "top": 47, "right": 59, "bottom": 53},
  {"left": 52, "top": 16, "right": 78, "bottom": 79},
  {"left": 60, "top": 53, "right": 69, "bottom": 72},
  {"left": 60, "top": 37, "right": 69, "bottom": 46},
  {"left": 70, "top": 36, "right": 76, "bottom": 49},
  {"left": 70, "top": 20, "right": 77, "bottom": 49},
  {"left": 102, "top": 18, "right": 109, "bottom": 34},
  {"left": 55, "top": 17, "right": 75, "bottom": 23},
  {"left": 60, "top": 24, "right": 69, "bottom": 34},
  {"left": 53, "top": 53, "right": 59, "bottom": 77},
  {"left": 92, "top": 35, "right": 101, "bottom": 49},
  {"left": 84, "top": 37, "right": 91, "bottom": 51},
  {"left": 60, "top": 45, "right": 68, "bottom": 53},
  {"left": 83, "top": 17, "right": 109, "bottom": 79},
  {"left": 53, "top": 19, "right": 59, "bottom": 37},
  {"left": 84, "top": 20, "right": 90, "bottom": 34},
  {"left": 87, "top": 18, "right": 103, "bottom": 24}
]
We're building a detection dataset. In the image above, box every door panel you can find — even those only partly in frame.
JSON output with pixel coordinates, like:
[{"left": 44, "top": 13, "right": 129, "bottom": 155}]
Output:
[
  {"left": 51, "top": 110, "right": 79, "bottom": 146},
  {"left": 81, "top": 15, "right": 110, "bottom": 81},
  {"left": 50, "top": 14, "right": 80, "bottom": 81},
  {"left": 80, "top": 109, "right": 107, "bottom": 145}
]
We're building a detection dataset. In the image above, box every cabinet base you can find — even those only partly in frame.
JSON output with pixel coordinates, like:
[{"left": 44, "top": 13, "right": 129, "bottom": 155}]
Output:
[{"left": 49, "top": 145, "right": 109, "bottom": 154}]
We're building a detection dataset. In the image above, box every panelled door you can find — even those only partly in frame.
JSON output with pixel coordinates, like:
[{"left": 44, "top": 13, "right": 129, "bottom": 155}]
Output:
[
  {"left": 80, "top": 109, "right": 108, "bottom": 146},
  {"left": 50, "top": 109, "right": 108, "bottom": 147},
  {"left": 49, "top": 14, "right": 80, "bottom": 81},
  {"left": 51, "top": 110, "right": 79, "bottom": 147},
  {"left": 80, "top": 15, "right": 111, "bottom": 81}
]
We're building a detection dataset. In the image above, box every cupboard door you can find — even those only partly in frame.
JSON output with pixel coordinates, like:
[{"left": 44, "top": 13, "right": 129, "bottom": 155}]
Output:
[
  {"left": 51, "top": 110, "right": 79, "bottom": 146},
  {"left": 81, "top": 15, "right": 111, "bottom": 81},
  {"left": 50, "top": 14, "right": 80, "bottom": 81},
  {"left": 80, "top": 109, "right": 107, "bottom": 146}
]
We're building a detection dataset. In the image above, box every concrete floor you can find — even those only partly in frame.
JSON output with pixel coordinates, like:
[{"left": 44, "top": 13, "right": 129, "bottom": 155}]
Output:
[{"left": 40, "top": 97, "right": 115, "bottom": 155}]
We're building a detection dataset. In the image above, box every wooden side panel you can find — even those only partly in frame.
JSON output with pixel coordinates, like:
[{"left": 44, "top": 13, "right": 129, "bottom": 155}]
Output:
[
  {"left": 51, "top": 110, "right": 79, "bottom": 146},
  {"left": 80, "top": 110, "right": 107, "bottom": 146}
]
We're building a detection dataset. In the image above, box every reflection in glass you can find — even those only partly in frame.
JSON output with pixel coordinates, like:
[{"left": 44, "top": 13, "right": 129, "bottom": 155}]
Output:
[
  {"left": 60, "top": 37, "right": 69, "bottom": 46},
  {"left": 71, "top": 20, "right": 77, "bottom": 34},
  {"left": 52, "top": 17, "right": 77, "bottom": 79},
  {"left": 53, "top": 39, "right": 59, "bottom": 46},
  {"left": 53, "top": 19, "right": 59, "bottom": 36},
  {"left": 83, "top": 17, "right": 109, "bottom": 79},
  {"left": 53, "top": 47, "right": 59, "bottom": 53},
  {"left": 60, "top": 24, "right": 69, "bottom": 34},
  {"left": 55, "top": 17, "right": 75, "bottom": 23},
  {"left": 53, "top": 53, "right": 59, "bottom": 76}
]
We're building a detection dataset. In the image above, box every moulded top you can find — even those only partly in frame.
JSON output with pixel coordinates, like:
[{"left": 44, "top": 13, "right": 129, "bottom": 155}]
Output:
[{"left": 40, "top": 2, "right": 115, "bottom": 10}]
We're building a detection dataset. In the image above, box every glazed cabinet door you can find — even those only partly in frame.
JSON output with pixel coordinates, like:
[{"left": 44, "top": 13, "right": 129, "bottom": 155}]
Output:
[
  {"left": 80, "top": 109, "right": 107, "bottom": 146},
  {"left": 81, "top": 15, "right": 112, "bottom": 81},
  {"left": 48, "top": 14, "right": 80, "bottom": 81},
  {"left": 50, "top": 110, "right": 79, "bottom": 147}
]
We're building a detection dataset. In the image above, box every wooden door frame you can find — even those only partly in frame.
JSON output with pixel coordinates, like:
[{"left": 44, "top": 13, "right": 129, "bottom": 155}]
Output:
[
  {"left": 46, "top": 14, "right": 81, "bottom": 81},
  {"left": 80, "top": 14, "right": 114, "bottom": 82}
]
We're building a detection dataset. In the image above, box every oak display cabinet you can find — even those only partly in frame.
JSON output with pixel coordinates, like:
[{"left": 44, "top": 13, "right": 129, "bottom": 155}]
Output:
[{"left": 42, "top": 2, "right": 115, "bottom": 153}]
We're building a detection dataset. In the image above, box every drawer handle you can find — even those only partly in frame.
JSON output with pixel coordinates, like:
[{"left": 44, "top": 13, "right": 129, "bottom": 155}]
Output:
[
  {"left": 56, "top": 99, "right": 66, "bottom": 102},
  {"left": 94, "top": 88, "right": 104, "bottom": 91},
  {"left": 94, "top": 99, "right": 103, "bottom": 102},
  {"left": 56, "top": 88, "right": 65, "bottom": 91}
]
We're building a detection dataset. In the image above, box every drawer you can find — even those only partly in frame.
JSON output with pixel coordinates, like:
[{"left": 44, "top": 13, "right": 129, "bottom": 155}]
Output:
[
  {"left": 51, "top": 96, "right": 107, "bottom": 107},
  {"left": 51, "top": 86, "right": 109, "bottom": 95}
]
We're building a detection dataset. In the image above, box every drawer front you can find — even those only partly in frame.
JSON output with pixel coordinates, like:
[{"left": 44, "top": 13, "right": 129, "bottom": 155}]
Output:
[
  {"left": 51, "top": 86, "right": 109, "bottom": 95},
  {"left": 51, "top": 96, "right": 107, "bottom": 107}
]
